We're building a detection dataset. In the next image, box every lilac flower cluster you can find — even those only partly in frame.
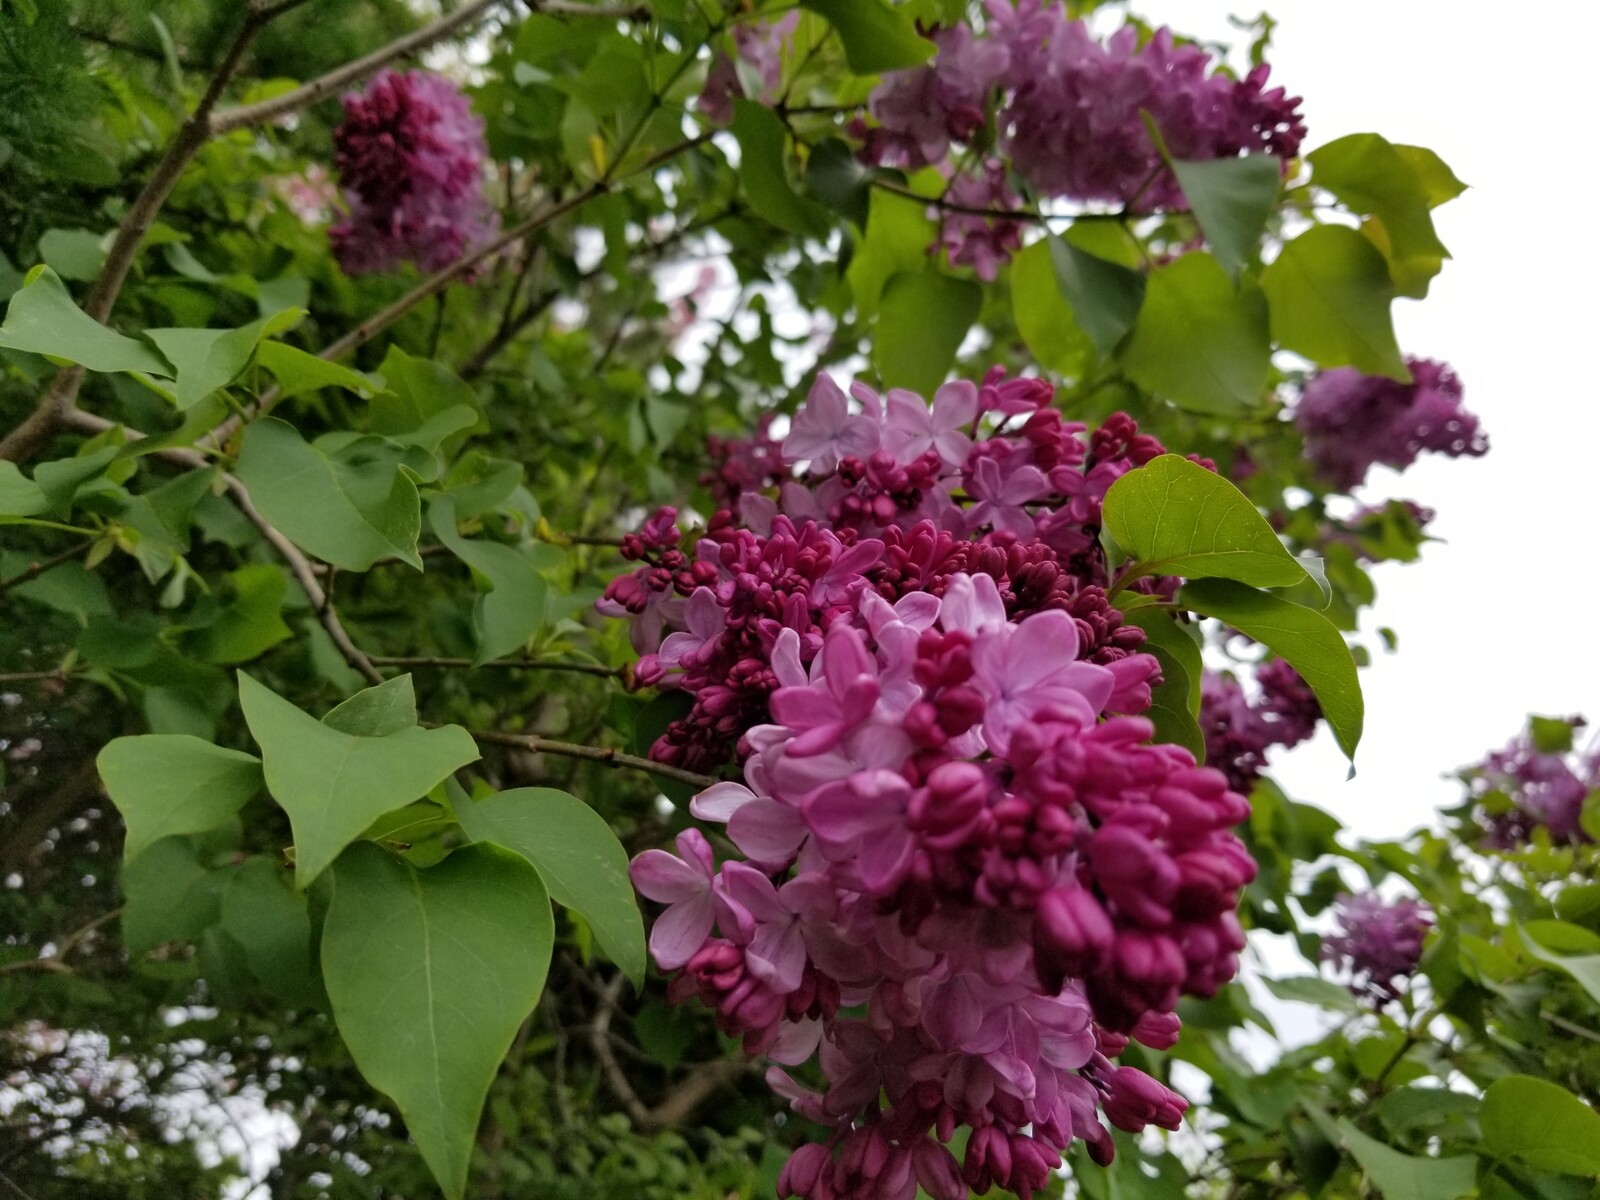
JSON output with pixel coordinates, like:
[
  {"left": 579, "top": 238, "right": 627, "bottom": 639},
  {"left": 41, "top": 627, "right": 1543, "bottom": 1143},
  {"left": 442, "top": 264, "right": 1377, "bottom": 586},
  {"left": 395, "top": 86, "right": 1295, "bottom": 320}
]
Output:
[
  {"left": 1199, "top": 660, "right": 1322, "bottom": 794},
  {"left": 1322, "top": 893, "right": 1432, "bottom": 1005},
  {"left": 697, "top": 13, "right": 800, "bottom": 125},
  {"left": 1469, "top": 718, "right": 1598, "bottom": 847},
  {"left": 609, "top": 372, "right": 1259, "bottom": 1196},
  {"left": 602, "top": 372, "right": 1172, "bottom": 774},
  {"left": 862, "top": 3, "right": 1306, "bottom": 274},
  {"left": 328, "top": 70, "right": 500, "bottom": 276},
  {"left": 631, "top": 578, "right": 1253, "bottom": 1197},
  {"left": 1294, "top": 358, "right": 1488, "bottom": 492}
]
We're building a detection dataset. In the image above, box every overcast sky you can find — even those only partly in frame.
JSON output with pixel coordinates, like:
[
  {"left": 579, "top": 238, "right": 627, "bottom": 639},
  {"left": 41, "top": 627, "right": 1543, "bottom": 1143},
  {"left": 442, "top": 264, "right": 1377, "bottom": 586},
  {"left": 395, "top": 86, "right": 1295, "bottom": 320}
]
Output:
[{"left": 1124, "top": 0, "right": 1600, "bottom": 843}]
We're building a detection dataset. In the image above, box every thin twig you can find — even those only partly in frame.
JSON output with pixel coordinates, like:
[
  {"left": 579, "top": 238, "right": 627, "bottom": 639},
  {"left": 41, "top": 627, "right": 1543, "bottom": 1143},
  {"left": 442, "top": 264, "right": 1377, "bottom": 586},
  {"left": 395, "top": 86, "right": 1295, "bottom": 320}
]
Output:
[
  {"left": 1371, "top": 1002, "right": 1445, "bottom": 1093},
  {"left": 471, "top": 729, "right": 716, "bottom": 790},
  {"left": 0, "top": 672, "right": 70, "bottom": 685},
  {"left": 372, "top": 656, "right": 625, "bottom": 679},
  {"left": 0, "top": 908, "right": 123, "bottom": 976},
  {"left": 220, "top": 475, "right": 383, "bottom": 686},
  {"left": 208, "top": 0, "right": 507, "bottom": 134},
  {"left": 591, "top": 974, "right": 654, "bottom": 1126},
  {"left": 1542, "top": 1009, "right": 1600, "bottom": 1044},
  {"left": 0, "top": 0, "right": 310, "bottom": 465},
  {"left": 0, "top": 541, "right": 96, "bottom": 594}
]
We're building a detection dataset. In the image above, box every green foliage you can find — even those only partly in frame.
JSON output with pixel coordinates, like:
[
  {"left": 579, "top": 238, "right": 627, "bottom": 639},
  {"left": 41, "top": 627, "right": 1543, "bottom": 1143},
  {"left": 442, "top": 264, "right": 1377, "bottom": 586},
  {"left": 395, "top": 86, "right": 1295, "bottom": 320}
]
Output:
[
  {"left": 1170, "top": 153, "right": 1282, "bottom": 275},
  {"left": 322, "top": 841, "right": 554, "bottom": 1200},
  {"left": 0, "top": 267, "right": 172, "bottom": 374},
  {"left": 1480, "top": 1075, "right": 1600, "bottom": 1176},
  {"left": 1260, "top": 224, "right": 1409, "bottom": 378},
  {"left": 98, "top": 733, "right": 261, "bottom": 861}
]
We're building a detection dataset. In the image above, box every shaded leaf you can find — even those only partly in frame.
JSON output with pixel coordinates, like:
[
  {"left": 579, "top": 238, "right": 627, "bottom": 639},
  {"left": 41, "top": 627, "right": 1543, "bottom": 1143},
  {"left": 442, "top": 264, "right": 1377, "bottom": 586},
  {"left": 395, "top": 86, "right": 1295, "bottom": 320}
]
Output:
[
  {"left": 322, "top": 842, "right": 553, "bottom": 1200},
  {"left": 1048, "top": 235, "right": 1145, "bottom": 358},
  {"left": 0, "top": 267, "right": 172, "bottom": 375},
  {"left": 428, "top": 497, "right": 546, "bottom": 664},
  {"left": 798, "top": 0, "right": 934, "bottom": 73},
  {"left": 99, "top": 735, "right": 263, "bottom": 863},
  {"left": 1479, "top": 1074, "right": 1600, "bottom": 1176},
  {"left": 1260, "top": 225, "right": 1408, "bottom": 379},
  {"left": 874, "top": 271, "right": 981, "bottom": 398},
  {"left": 731, "top": 100, "right": 830, "bottom": 237},
  {"left": 1170, "top": 154, "right": 1281, "bottom": 275}
]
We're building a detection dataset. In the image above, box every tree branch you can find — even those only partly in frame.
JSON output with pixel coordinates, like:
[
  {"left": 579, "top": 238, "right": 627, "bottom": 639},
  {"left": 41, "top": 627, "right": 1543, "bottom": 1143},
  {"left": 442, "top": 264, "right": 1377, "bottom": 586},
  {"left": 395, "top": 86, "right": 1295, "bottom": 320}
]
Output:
[
  {"left": 471, "top": 729, "right": 716, "bottom": 790},
  {"left": 0, "top": 0, "right": 309, "bottom": 465},
  {"left": 371, "top": 656, "right": 625, "bottom": 680},
  {"left": 0, "top": 541, "right": 95, "bottom": 595},
  {"left": 589, "top": 973, "right": 748, "bottom": 1130},
  {"left": 208, "top": 0, "right": 508, "bottom": 135},
  {"left": 219, "top": 474, "right": 384, "bottom": 686}
]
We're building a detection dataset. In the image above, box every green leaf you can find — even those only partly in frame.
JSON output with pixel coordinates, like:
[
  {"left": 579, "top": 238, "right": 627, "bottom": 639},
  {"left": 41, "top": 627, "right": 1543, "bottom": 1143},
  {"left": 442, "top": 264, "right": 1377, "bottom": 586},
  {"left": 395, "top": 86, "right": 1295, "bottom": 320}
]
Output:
[
  {"left": 1480, "top": 1074, "right": 1600, "bottom": 1176},
  {"left": 847, "top": 188, "right": 937, "bottom": 319},
  {"left": 1104, "top": 454, "right": 1309, "bottom": 588},
  {"left": 1518, "top": 921, "right": 1600, "bottom": 1007},
  {"left": 1392, "top": 145, "right": 1467, "bottom": 208},
  {"left": 454, "top": 785, "right": 646, "bottom": 987},
  {"left": 1335, "top": 1120, "right": 1476, "bottom": 1200},
  {"left": 1009, "top": 240, "right": 1093, "bottom": 377},
  {"left": 99, "top": 735, "right": 263, "bottom": 863},
  {"left": 39, "top": 228, "right": 106, "bottom": 281},
  {"left": 235, "top": 418, "right": 422, "bottom": 571},
  {"left": 798, "top": 0, "right": 935, "bottom": 73},
  {"left": 1124, "top": 609, "right": 1205, "bottom": 759},
  {"left": 322, "top": 842, "right": 554, "bottom": 1200},
  {"left": 189, "top": 564, "right": 293, "bottom": 664},
  {"left": 874, "top": 271, "right": 981, "bottom": 397},
  {"left": 0, "top": 462, "right": 47, "bottom": 517},
  {"left": 238, "top": 673, "right": 480, "bottom": 887},
  {"left": 1169, "top": 155, "right": 1281, "bottom": 275},
  {"left": 218, "top": 856, "right": 316, "bottom": 1005},
  {"left": 121, "top": 837, "right": 224, "bottom": 955},
  {"left": 803, "top": 137, "right": 872, "bottom": 227},
  {"left": 257, "top": 341, "right": 378, "bottom": 400},
  {"left": 322, "top": 674, "right": 418, "bottom": 737},
  {"left": 1260, "top": 225, "right": 1408, "bottom": 379},
  {"left": 1120, "top": 252, "right": 1270, "bottom": 415},
  {"left": 1260, "top": 974, "right": 1360, "bottom": 1012},
  {"left": 145, "top": 311, "right": 299, "bottom": 410},
  {"left": 730, "top": 100, "right": 831, "bottom": 236},
  {"left": 428, "top": 498, "right": 546, "bottom": 664},
  {"left": 1528, "top": 715, "right": 1576, "bottom": 754},
  {"left": 1047, "top": 235, "right": 1146, "bottom": 358},
  {"left": 370, "top": 345, "right": 479, "bottom": 445},
  {"left": 1181, "top": 578, "right": 1364, "bottom": 759},
  {"left": 1308, "top": 133, "right": 1451, "bottom": 298},
  {"left": 0, "top": 267, "right": 172, "bottom": 375}
]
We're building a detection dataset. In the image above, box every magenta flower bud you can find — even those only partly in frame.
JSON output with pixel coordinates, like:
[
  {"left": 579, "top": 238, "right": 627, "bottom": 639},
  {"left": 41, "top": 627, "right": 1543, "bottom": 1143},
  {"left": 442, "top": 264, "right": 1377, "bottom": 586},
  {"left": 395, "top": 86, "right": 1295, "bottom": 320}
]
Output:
[
  {"left": 779, "top": 1143, "right": 831, "bottom": 1197},
  {"left": 1034, "top": 886, "right": 1114, "bottom": 991},
  {"left": 912, "top": 1138, "right": 965, "bottom": 1200},
  {"left": 1132, "top": 1010, "right": 1183, "bottom": 1050}
]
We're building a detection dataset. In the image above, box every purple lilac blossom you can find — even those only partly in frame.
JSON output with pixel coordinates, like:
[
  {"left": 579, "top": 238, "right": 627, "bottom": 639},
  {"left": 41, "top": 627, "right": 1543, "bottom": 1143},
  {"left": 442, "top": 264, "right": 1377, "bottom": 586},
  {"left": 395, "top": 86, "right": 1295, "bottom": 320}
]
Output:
[
  {"left": 606, "top": 369, "right": 1262, "bottom": 1196},
  {"left": 627, "top": 583, "right": 1253, "bottom": 1196},
  {"left": 1322, "top": 893, "right": 1432, "bottom": 1005},
  {"left": 1294, "top": 357, "right": 1488, "bottom": 492},
  {"left": 1199, "top": 661, "right": 1323, "bottom": 794},
  {"left": 860, "top": 4, "right": 1305, "bottom": 274},
  {"left": 328, "top": 69, "right": 499, "bottom": 276},
  {"left": 1470, "top": 718, "right": 1598, "bottom": 846},
  {"left": 697, "top": 13, "right": 800, "bottom": 125},
  {"left": 603, "top": 370, "right": 1172, "bottom": 774}
]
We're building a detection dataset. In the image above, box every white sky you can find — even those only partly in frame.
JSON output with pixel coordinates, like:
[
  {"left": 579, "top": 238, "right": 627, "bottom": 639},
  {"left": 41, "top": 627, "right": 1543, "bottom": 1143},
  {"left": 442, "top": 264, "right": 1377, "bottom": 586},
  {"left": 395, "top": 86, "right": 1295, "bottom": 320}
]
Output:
[{"left": 1129, "top": 0, "right": 1600, "bottom": 842}]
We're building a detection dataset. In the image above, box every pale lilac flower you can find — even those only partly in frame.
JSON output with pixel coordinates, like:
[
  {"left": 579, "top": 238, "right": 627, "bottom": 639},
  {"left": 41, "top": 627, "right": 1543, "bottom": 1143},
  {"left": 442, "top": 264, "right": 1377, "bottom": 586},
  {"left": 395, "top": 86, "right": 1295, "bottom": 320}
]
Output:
[
  {"left": 966, "top": 452, "right": 1051, "bottom": 537},
  {"left": 629, "top": 829, "right": 716, "bottom": 970},
  {"left": 882, "top": 381, "right": 979, "bottom": 466},
  {"left": 782, "top": 375, "right": 881, "bottom": 473}
]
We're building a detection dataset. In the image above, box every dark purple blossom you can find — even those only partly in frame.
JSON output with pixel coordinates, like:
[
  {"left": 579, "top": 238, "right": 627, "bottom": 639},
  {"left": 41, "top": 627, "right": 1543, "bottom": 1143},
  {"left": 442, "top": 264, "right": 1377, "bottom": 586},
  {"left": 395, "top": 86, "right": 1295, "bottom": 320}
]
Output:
[
  {"left": 1469, "top": 717, "right": 1598, "bottom": 847},
  {"left": 328, "top": 70, "right": 499, "bottom": 275},
  {"left": 1323, "top": 893, "right": 1432, "bottom": 1005},
  {"left": 1294, "top": 357, "right": 1488, "bottom": 491}
]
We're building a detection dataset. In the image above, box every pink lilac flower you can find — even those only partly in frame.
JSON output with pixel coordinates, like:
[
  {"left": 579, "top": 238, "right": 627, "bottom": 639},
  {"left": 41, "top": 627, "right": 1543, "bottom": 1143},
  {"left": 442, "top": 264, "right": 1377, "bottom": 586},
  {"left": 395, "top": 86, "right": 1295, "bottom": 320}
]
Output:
[
  {"left": 1468, "top": 717, "right": 1598, "bottom": 847},
  {"left": 860, "top": 5, "right": 1306, "bottom": 281},
  {"left": 697, "top": 13, "right": 800, "bottom": 125},
  {"left": 329, "top": 69, "right": 500, "bottom": 275},
  {"left": 937, "top": 161, "right": 1026, "bottom": 282},
  {"left": 1322, "top": 893, "right": 1432, "bottom": 1005},
  {"left": 603, "top": 371, "right": 1178, "bottom": 773},
  {"left": 1294, "top": 358, "right": 1488, "bottom": 491},
  {"left": 627, "top": 586, "right": 1248, "bottom": 1194},
  {"left": 608, "top": 368, "right": 1265, "bottom": 1195}
]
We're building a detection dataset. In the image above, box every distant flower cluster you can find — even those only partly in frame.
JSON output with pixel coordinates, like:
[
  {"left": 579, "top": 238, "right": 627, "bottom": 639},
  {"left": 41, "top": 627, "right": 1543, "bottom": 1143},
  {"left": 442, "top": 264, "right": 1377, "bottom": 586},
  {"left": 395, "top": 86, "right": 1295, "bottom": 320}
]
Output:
[
  {"left": 697, "top": 13, "right": 800, "bottom": 124},
  {"left": 1199, "top": 660, "right": 1322, "bottom": 794},
  {"left": 1323, "top": 893, "right": 1432, "bottom": 1005},
  {"left": 328, "top": 70, "right": 499, "bottom": 276},
  {"left": 861, "top": 2, "right": 1306, "bottom": 276},
  {"left": 1294, "top": 358, "right": 1488, "bottom": 491},
  {"left": 1469, "top": 717, "right": 1598, "bottom": 847},
  {"left": 608, "top": 373, "right": 1259, "bottom": 1198}
]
